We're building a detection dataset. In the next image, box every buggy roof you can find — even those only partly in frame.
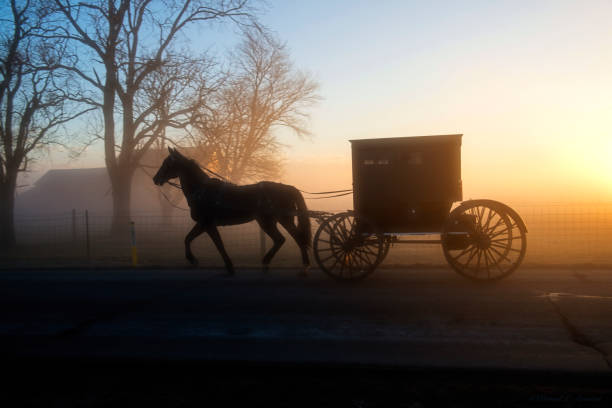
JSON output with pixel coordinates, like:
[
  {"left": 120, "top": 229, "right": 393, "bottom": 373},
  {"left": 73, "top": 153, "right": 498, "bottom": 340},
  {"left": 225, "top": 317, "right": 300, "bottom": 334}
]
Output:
[{"left": 349, "top": 134, "right": 462, "bottom": 146}]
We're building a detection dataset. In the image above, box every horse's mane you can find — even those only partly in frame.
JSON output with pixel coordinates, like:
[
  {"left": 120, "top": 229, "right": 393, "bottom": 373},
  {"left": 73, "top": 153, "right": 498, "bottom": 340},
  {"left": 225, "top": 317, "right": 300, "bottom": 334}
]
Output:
[
  {"left": 181, "top": 159, "right": 208, "bottom": 183},
  {"left": 183, "top": 157, "right": 235, "bottom": 186}
]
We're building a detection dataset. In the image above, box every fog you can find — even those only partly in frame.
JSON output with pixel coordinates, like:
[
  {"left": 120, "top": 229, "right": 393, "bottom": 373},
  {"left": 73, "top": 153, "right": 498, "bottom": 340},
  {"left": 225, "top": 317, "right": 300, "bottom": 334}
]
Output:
[{"left": 8, "top": 147, "right": 612, "bottom": 270}]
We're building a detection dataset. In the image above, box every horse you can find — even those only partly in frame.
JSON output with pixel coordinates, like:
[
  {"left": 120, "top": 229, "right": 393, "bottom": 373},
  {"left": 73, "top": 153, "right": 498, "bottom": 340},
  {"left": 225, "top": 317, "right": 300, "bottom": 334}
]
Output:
[{"left": 153, "top": 147, "right": 311, "bottom": 275}]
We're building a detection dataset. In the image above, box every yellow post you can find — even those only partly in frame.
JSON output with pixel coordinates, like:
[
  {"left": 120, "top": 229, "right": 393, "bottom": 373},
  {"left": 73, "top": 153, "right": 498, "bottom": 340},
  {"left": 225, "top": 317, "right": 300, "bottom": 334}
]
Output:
[{"left": 130, "top": 221, "right": 139, "bottom": 266}]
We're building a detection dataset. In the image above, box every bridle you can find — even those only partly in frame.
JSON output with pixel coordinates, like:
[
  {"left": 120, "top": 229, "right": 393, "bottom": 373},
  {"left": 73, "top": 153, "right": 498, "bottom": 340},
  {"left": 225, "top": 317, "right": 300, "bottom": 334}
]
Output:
[
  {"left": 151, "top": 161, "right": 230, "bottom": 211},
  {"left": 143, "top": 164, "right": 189, "bottom": 211}
]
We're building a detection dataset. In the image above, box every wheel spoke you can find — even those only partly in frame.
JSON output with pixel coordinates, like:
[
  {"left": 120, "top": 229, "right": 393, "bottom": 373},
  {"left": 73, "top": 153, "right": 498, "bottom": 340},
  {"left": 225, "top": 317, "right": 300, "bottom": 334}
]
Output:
[
  {"left": 487, "top": 248, "right": 508, "bottom": 265},
  {"left": 483, "top": 208, "right": 494, "bottom": 231},
  {"left": 319, "top": 246, "right": 344, "bottom": 263},
  {"left": 356, "top": 246, "right": 380, "bottom": 265},
  {"left": 319, "top": 253, "right": 336, "bottom": 264},
  {"left": 469, "top": 207, "right": 478, "bottom": 225},
  {"left": 489, "top": 245, "right": 513, "bottom": 264},
  {"left": 490, "top": 237, "right": 512, "bottom": 243},
  {"left": 489, "top": 227, "right": 510, "bottom": 240},
  {"left": 490, "top": 243, "right": 521, "bottom": 253},
  {"left": 321, "top": 225, "right": 333, "bottom": 235},
  {"left": 488, "top": 228, "right": 510, "bottom": 240},
  {"left": 353, "top": 245, "right": 375, "bottom": 261},
  {"left": 345, "top": 253, "right": 354, "bottom": 276},
  {"left": 487, "top": 248, "right": 505, "bottom": 273},
  {"left": 328, "top": 256, "right": 340, "bottom": 272},
  {"left": 459, "top": 246, "right": 478, "bottom": 268},
  {"left": 317, "top": 247, "right": 333, "bottom": 252},
  {"left": 350, "top": 252, "right": 362, "bottom": 270},
  {"left": 450, "top": 245, "right": 475, "bottom": 262},
  {"left": 352, "top": 250, "right": 372, "bottom": 268},
  {"left": 360, "top": 242, "right": 380, "bottom": 257},
  {"left": 483, "top": 249, "right": 491, "bottom": 279},
  {"left": 485, "top": 217, "right": 505, "bottom": 234},
  {"left": 337, "top": 220, "right": 350, "bottom": 241},
  {"left": 477, "top": 206, "right": 486, "bottom": 226}
]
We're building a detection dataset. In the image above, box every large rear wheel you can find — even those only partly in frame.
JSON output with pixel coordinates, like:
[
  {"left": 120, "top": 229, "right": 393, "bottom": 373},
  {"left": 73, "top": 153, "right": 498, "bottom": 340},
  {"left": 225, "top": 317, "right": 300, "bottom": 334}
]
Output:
[{"left": 442, "top": 200, "right": 527, "bottom": 281}]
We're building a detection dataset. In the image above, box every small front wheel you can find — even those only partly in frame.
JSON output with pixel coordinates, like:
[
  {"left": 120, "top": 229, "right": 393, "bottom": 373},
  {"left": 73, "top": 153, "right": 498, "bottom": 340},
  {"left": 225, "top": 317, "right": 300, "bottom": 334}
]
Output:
[{"left": 313, "top": 212, "right": 385, "bottom": 281}]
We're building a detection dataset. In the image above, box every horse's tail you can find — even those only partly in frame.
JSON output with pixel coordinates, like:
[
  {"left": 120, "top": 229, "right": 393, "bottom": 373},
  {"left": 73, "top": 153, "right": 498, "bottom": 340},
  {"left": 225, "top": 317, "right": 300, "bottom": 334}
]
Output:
[{"left": 292, "top": 187, "right": 312, "bottom": 248}]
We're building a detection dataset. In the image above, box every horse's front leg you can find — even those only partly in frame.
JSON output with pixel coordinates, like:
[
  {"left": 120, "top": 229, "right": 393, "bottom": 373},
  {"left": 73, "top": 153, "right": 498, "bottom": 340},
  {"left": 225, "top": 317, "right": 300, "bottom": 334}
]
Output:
[
  {"left": 206, "top": 225, "right": 235, "bottom": 276},
  {"left": 185, "top": 223, "right": 204, "bottom": 266}
]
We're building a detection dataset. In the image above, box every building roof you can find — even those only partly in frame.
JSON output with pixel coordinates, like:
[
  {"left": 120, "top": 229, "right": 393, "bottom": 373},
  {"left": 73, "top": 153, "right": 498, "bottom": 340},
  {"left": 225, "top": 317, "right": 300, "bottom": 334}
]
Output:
[{"left": 15, "top": 167, "right": 169, "bottom": 216}]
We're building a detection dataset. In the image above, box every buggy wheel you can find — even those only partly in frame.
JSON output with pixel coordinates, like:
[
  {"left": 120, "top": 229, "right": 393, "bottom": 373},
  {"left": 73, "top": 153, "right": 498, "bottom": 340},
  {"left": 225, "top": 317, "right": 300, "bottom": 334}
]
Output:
[
  {"left": 313, "top": 212, "right": 385, "bottom": 281},
  {"left": 380, "top": 236, "right": 392, "bottom": 263},
  {"left": 381, "top": 238, "right": 392, "bottom": 261},
  {"left": 442, "top": 200, "right": 527, "bottom": 281}
]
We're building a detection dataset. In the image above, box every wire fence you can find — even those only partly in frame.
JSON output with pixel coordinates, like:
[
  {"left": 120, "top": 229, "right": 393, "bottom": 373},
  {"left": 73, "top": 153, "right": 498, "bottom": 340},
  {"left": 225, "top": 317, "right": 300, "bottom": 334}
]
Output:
[{"left": 3, "top": 203, "right": 612, "bottom": 268}]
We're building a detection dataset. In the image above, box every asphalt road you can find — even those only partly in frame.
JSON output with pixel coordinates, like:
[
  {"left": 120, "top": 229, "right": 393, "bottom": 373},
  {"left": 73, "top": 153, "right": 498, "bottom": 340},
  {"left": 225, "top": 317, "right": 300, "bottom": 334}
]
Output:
[
  {"left": 2, "top": 266, "right": 612, "bottom": 369},
  {"left": 2, "top": 266, "right": 612, "bottom": 406}
]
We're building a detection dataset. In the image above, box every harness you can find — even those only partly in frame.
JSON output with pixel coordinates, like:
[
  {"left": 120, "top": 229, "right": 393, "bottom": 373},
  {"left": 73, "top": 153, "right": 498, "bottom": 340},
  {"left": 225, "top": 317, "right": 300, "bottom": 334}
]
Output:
[{"left": 149, "top": 162, "right": 354, "bottom": 213}]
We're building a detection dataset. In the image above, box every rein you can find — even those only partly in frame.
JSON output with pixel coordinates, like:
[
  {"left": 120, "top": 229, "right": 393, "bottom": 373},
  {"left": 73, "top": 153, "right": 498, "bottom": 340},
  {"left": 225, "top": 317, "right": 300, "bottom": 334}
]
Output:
[
  {"left": 302, "top": 191, "right": 353, "bottom": 199},
  {"left": 299, "top": 188, "right": 353, "bottom": 200},
  {"left": 199, "top": 165, "right": 229, "bottom": 183},
  {"left": 195, "top": 165, "right": 353, "bottom": 200},
  {"left": 158, "top": 186, "right": 190, "bottom": 212},
  {"left": 168, "top": 181, "right": 182, "bottom": 190},
  {"left": 298, "top": 188, "right": 352, "bottom": 194},
  {"left": 147, "top": 160, "right": 353, "bottom": 208},
  {"left": 140, "top": 166, "right": 190, "bottom": 211}
]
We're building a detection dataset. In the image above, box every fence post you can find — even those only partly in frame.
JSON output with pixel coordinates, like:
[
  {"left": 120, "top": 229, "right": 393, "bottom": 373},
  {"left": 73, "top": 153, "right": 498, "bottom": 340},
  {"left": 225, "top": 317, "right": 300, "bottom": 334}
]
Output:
[
  {"left": 72, "top": 209, "right": 76, "bottom": 243},
  {"left": 259, "top": 227, "right": 266, "bottom": 260},
  {"left": 85, "top": 210, "right": 91, "bottom": 262},
  {"left": 130, "top": 221, "right": 139, "bottom": 266}
]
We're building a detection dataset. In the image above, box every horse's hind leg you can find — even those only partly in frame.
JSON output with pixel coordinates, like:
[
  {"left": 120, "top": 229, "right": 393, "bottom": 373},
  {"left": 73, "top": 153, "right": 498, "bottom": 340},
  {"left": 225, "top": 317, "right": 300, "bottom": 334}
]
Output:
[
  {"left": 279, "top": 217, "right": 310, "bottom": 276},
  {"left": 256, "top": 219, "right": 285, "bottom": 273},
  {"left": 185, "top": 223, "right": 204, "bottom": 266},
  {"left": 206, "top": 225, "right": 235, "bottom": 276}
]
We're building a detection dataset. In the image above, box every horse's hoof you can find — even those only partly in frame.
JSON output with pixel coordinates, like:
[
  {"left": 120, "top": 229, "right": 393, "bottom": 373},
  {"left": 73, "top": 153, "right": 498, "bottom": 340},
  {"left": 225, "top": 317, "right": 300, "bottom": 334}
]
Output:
[
  {"left": 187, "top": 258, "right": 198, "bottom": 267},
  {"left": 262, "top": 265, "right": 270, "bottom": 274},
  {"left": 298, "top": 267, "right": 309, "bottom": 278}
]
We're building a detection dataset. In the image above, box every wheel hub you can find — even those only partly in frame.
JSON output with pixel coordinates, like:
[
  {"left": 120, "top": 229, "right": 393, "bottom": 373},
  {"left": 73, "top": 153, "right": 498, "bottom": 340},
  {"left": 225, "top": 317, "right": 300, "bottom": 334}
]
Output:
[{"left": 474, "top": 232, "right": 491, "bottom": 250}]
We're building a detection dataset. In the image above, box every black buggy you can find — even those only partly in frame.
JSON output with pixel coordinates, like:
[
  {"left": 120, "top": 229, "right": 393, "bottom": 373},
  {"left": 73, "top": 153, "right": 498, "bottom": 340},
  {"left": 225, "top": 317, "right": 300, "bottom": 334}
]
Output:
[{"left": 312, "top": 134, "right": 527, "bottom": 281}]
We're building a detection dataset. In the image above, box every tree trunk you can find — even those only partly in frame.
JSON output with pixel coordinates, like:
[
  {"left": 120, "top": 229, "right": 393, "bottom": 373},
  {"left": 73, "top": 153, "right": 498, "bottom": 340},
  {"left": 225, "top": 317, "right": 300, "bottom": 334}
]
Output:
[
  {"left": 109, "top": 166, "right": 135, "bottom": 236},
  {"left": 0, "top": 177, "right": 17, "bottom": 249}
]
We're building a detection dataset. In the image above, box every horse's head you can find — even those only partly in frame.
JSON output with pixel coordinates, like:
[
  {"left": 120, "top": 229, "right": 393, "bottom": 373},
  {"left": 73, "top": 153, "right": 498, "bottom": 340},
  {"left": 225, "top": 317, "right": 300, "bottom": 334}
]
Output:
[{"left": 153, "top": 147, "right": 186, "bottom": 186}]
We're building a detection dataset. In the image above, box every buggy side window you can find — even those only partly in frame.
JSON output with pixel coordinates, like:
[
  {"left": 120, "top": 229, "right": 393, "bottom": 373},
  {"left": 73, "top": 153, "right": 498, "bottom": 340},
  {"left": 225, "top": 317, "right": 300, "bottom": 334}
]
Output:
[
  {"left": 361, "top": 149, "right": 396, "bottom": 166},
  {"left": 363, "top": 159, "right": 390, "bottom": 165},
  {"left": 403, "top": 152, "right": 423, "bottom": 165}
]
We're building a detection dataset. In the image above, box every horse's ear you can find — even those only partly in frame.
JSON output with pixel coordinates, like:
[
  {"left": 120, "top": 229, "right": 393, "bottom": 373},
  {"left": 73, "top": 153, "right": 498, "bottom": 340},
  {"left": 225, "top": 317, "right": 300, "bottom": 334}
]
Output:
[
  {"left": 168, "top": 146, "right": 173, "bottom": 155},
  {"left": 173, "top": 148, "right": 185, "bottom": 160}
]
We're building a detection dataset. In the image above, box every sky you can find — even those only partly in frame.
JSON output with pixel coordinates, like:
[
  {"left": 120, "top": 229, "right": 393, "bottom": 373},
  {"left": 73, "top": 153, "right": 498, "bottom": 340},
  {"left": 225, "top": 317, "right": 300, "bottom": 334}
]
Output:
[{"left": 27, "top": 0, "right": 612, "bottom": 207}]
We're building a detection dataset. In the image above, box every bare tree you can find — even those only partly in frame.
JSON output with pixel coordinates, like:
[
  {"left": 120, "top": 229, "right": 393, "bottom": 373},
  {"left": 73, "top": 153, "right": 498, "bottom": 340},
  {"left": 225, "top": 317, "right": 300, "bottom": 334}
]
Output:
[
  {"left": 190, "top": 30, "right": 320, "bottom": 183},
  {"left": 140, "top": 52, "right": 223, "bottom": 218},
  {"left": 51, "top": 0, "right": 257, "bottom": 233},
  {"left": 0, "top": 0, "right": 92, "bottom": 248}
]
